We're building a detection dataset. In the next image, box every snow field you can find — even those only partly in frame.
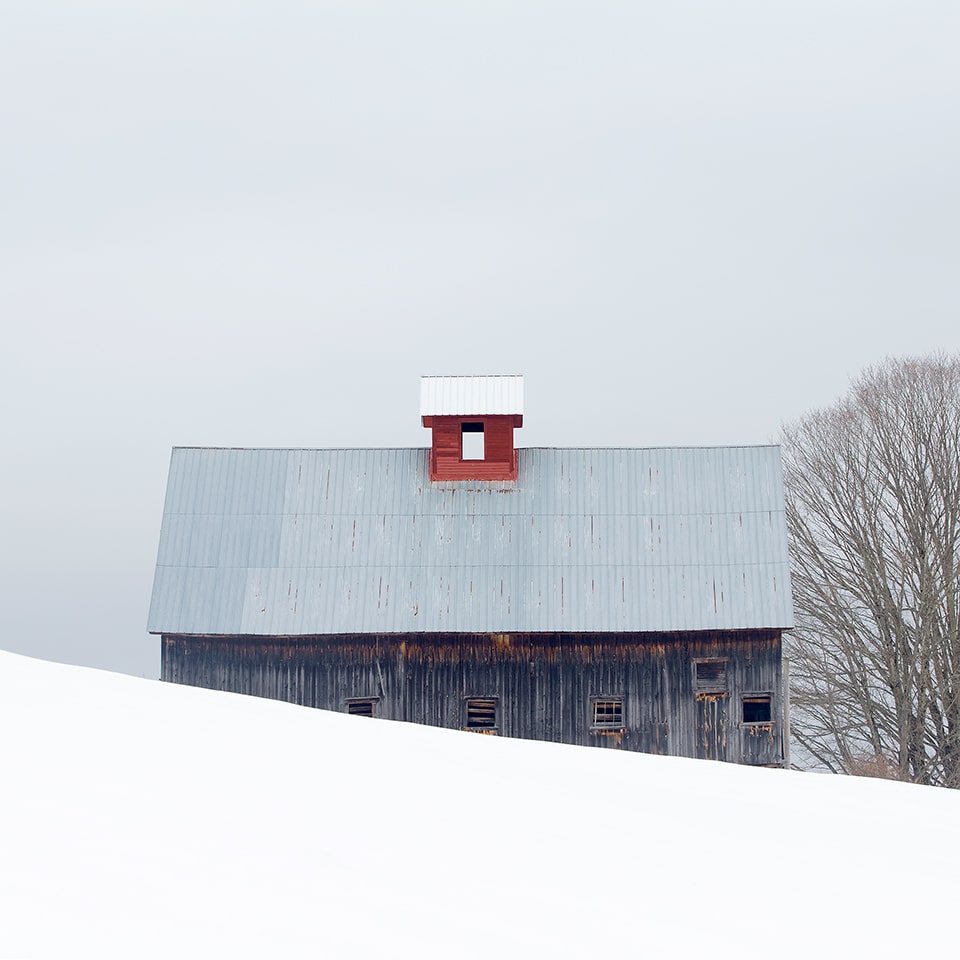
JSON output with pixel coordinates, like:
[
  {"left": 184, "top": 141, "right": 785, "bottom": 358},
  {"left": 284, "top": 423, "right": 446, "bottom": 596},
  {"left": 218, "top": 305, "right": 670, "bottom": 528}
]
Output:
[{"left": 2, "top": 650, "right": 957, "bottom": 958}]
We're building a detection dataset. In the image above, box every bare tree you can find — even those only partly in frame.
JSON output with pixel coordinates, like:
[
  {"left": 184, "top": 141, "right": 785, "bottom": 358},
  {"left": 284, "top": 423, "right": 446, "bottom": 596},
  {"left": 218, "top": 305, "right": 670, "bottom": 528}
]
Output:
[{"left": 782, "top": 355, "right": 960, "bottom": 787}]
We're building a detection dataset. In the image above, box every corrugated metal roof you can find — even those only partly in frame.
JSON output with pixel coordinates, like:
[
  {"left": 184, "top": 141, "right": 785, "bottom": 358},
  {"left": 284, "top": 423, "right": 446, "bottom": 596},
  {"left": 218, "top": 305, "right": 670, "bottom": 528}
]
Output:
[
  {"left": 148, "top": 445, "right": 794, "bottom": 636},
  {"left": 420, "top": 375, "right": 524, "bottom": 417}
]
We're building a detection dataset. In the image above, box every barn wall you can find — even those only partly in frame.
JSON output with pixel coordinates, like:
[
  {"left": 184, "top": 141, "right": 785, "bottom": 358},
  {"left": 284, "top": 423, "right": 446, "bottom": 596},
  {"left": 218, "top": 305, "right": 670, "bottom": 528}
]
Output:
[{"left": 161, "top": 632, "right": 783, "bottom": 765}]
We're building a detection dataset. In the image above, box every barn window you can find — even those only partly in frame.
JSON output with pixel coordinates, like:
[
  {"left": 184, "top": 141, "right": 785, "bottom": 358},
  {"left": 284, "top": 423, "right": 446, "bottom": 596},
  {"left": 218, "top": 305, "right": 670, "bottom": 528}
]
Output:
[
  {"left": 742, "top": 694, "right": 772, "bottom": 724},
  {"left": 461, "top": 421, "right": 485, "bottom": 460},
  {"left": 465, "top": 697, "right": 498, "bottom": 731},
  {"left": 694, "top": 659, "right": 728, "bottom": 693},
  {"left": 346, "top": 698, "right": 377, "bottom": 718},
  {"left": 592, "top": 697, "right": 624, "bottom": 730}
]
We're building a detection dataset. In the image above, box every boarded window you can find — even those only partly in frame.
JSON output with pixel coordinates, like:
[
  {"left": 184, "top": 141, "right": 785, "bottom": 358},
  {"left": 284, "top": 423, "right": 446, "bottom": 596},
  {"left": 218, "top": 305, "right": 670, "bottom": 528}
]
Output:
[
  {"left": 742, "top": 694, "right": 772, "bottom": 724},
  {"left": 346, "top": 699, "right": 376, "bottom": 718},
  {"left": 695, "top": 659, "right": 728, "bottom": 693},
  {"left": 461, "top": 421, "right": 485, "bottom": 460},
  {"left": 592, "top": 698, "right": 624, "bottom": 729},
  {"left": 466, "top": 698, "right": 497, "bottom": 730}
]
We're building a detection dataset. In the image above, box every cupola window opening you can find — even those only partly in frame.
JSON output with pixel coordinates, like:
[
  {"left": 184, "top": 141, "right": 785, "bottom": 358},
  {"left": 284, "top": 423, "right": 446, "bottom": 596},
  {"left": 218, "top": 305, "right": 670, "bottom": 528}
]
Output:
[{"left": 461, "top": 421, "right": 485, "bottom": 460}]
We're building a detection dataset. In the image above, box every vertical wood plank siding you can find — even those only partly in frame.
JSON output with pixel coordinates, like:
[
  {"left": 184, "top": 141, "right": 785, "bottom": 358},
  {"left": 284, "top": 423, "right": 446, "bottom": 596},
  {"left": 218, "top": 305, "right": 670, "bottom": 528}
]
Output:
[{"left": 162, "top": 631, "right": 784, "bottom": 766}]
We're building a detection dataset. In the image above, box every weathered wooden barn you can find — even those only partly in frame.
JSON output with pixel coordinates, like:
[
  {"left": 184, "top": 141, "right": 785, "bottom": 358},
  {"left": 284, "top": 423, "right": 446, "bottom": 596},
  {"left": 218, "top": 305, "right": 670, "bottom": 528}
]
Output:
[{"left": 148, "top": 375, "right": 794, "bottom": 765}]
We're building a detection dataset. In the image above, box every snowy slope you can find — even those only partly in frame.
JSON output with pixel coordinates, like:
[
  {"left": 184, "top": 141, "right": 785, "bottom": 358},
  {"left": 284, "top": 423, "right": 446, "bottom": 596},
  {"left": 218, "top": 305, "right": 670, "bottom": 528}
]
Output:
[{"left": 1, "top": 650, "right": 957, "bottom": 958}]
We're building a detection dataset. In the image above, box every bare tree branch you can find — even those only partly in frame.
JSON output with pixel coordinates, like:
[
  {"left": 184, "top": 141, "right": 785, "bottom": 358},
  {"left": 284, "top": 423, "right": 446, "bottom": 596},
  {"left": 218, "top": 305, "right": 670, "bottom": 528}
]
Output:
[{"left": 783, "top": 354, "right": 960, "bottom": 787}]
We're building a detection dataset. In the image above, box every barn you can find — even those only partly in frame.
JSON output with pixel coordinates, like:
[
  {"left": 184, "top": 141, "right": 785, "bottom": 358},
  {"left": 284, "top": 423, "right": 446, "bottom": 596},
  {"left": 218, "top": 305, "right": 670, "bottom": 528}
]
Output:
[{"left": 148, "top": 375, "right": 794, "bottom": 765}]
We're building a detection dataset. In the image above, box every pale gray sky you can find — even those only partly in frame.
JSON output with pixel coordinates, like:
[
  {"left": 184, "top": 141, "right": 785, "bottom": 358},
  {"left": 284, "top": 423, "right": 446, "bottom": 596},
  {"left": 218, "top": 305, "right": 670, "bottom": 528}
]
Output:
[{"left": 2, "top": 1, "right": 958, "bottom": 677}]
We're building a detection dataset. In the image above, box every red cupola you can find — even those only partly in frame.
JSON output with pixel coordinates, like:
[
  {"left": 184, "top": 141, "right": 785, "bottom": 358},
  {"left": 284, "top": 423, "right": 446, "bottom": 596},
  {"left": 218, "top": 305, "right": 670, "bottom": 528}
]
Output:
[{"left": 420, "top": 375, "right": 524, "bottom": 481}]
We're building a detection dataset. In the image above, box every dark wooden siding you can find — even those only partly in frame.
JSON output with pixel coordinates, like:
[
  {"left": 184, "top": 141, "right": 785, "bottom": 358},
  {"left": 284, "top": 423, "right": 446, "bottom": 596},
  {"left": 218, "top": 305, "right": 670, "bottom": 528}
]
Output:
[{"left": 162, "top": 631, "right": 784, "bottom": 766}]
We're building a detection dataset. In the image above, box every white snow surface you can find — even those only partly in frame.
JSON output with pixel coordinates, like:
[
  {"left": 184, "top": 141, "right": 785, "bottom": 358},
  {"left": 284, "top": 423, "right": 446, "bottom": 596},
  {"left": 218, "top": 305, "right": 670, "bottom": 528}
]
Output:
[{"left": 2, "top": 651, "right": 958, "bottom": 958}]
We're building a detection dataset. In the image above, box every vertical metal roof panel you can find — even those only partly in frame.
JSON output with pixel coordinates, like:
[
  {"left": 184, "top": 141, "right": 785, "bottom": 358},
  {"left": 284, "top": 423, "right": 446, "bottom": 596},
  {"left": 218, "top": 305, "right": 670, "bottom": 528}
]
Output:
[
  {"left": 420, "top": 375, "right": 524, "bottom": 416},
  {"left": 148, "top": 445, "right": 793, "bottom": 635}
]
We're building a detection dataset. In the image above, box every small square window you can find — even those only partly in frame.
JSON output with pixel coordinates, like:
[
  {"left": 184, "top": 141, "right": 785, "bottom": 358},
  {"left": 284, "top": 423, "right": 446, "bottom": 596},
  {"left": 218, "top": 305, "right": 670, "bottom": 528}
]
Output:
[
  {"left": 742, "top": 694, "right": 772, "bottom": 724},
  {"left": 695, "top": 659, "right": 728, "bottom": 693},
  {"left": 466, "top": 697, "right": 497, "bottom": 730},
  {"left": 461, "top": 422, "right": 485, "bottom": 460},
  {"left": 346, "top": 699, "right": 377, "bottom": 718},
  {"left": 592, "top": 697, "right": 624, "bottom": 729}
]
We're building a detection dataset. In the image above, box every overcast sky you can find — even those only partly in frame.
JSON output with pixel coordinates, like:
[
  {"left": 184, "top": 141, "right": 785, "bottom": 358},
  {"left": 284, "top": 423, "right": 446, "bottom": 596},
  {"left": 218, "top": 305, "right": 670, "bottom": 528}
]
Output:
[{"left": 2, "top": 1, "right": 958, "bottom": 678}]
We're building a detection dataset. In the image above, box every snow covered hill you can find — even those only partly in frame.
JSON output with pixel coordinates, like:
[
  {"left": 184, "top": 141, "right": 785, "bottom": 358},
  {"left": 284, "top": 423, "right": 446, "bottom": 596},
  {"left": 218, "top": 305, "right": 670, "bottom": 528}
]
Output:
[{"left": 2, "top": 650, "right": 957, "bottom": 958}]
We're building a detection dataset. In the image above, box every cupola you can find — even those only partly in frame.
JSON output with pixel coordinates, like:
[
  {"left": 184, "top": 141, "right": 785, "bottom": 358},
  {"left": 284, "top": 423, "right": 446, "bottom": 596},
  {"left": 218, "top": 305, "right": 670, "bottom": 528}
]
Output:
[{"left": 420, "top": 375, "right": 524, "bottom": 481}]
